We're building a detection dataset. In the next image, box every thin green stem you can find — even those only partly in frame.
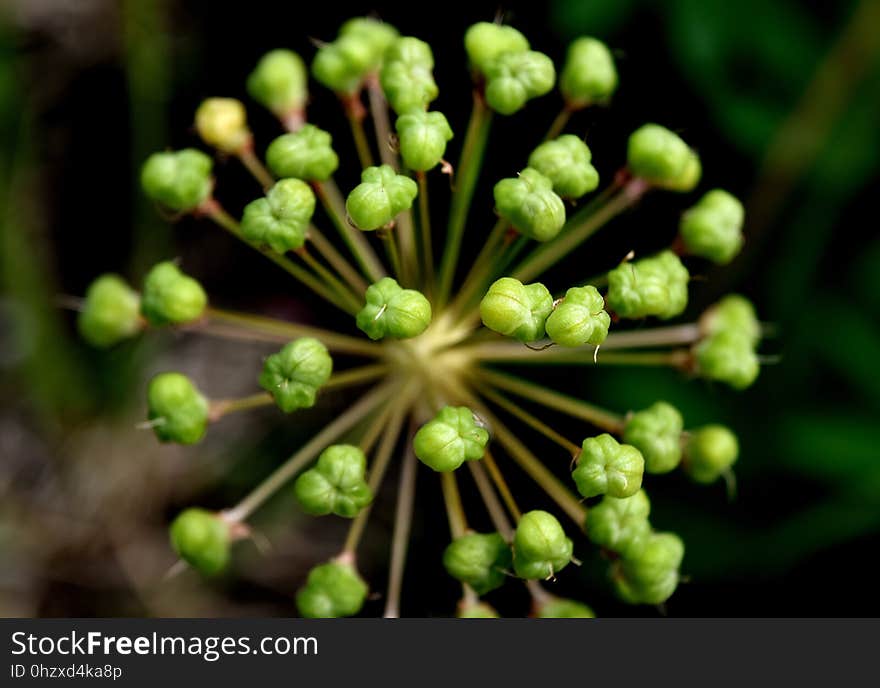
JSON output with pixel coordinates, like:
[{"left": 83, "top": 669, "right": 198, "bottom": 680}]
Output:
[
  {"left": 384, "top": 423, "right": 418, "bottom": 618},
  {"left": 209, "top": 392, "right": 273, "bottom": 421},
  {"left": 395, "top": 209, "right": 418, "bottom": 286},
  {"left": 544, "top": 106, "right": 573, "bottom": 141},
  {"left": 592, "top": 350, "right": 693, "bottom": 367},
  {"left": 482, "top": 450, "right": 522, "bottom": 522},
  {"left": 294, "top": 248, "right": 362, "bottom": 313},
  {"left": 238, "top": 145, "right": 275, "bottom": 191},
  {"left": 467, "top": 459, "right": 514, "bottom": 539},
  {"left": 307, "top": 224, "right": 368, "bottom": 295},
  {"left": 366, "top": 77, "right": 397, "bottom": 170},
  {"left": 381, "top": 229, "right": 403, "bottom": 279},
  {"left": 416, "top": 171, "right": 435, "bottom": 293},
  {"left": 441, "top": 471, "right": 468, "bottom": 539},
  {"left": 348, "top": 111, "right": 375, "bottom": 169},
  {"left": 449, "top": 216, "right": 510, "bottom": 316}
]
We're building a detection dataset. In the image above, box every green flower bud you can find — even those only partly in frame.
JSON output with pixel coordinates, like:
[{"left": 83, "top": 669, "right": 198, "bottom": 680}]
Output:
[
  {"left": 346, "top": 165, "right": 418, "bottom": 231},
  {"left": 464, "top": 22, "right": 529, "bottom": 74},
  {"left": 623, "top": 402, "right": 684, "bottom": 474},
  {"left": 296, "top": 561, "right": 368, "bottom": 618},
  {"left": 684, "top": 424, "right": 739, "bottom": 483},
  {"left": 479, "top": 277, "right": 553, "bottom": 342},
  {"left": 560, "top": 37, "right": 618, "bottom": 108},
  {"left": 614, "top": 532, "right": 684, "bottom": 605},
  {"left": 380, "top": 37, "right": 438, "bottom": 114},
  {"left": 484, "top": 51, "right": 556, "bottom": 115},
  {"left": 169, "top": 508, "right": 231, "bottom": 576},
  {"left": 537, "top": 598, "right": 596, "bottom": 618},
  {"left": 247, "top": 49, "right": 308, "bottom": 119},
  {"left": 493, "top": 168, "right": 566, "bottom": 242},
  {"left": 77, "top": 274, "right": 142, "bottom": 348},
  {"left": 294, "top": 444, "right": 373, "bottom": 518},
  {"left": 545, "top": 286, "right": 611, "bottom": 347},
  {"left": 513, "top": 510, "right": 573, "bottom": 580},
  {"left": 266, "top": 125, "right": 340, "bottom": 182},
  {"left": 259, "top": 337, "right": 333, "bottom": 413},
  {"left": 147, "top": 372, "right": 209, "bottom": 445},
  {"left": 413, "top": 406, "right": 489, "bottom": 472},
  {"left": 240, "top": 179, "right": 316, "bottom": 253},
  {"left": 627, "top": 124, "right": 701, "bottom": 191},
  {"left": 194, "top": 98, "right": 251, "bottom": 154},
  {"left": 140, "top": 261, "right": 207, "bottom": 326},
  {"left": 700, "top": 294, "right": 761, "bottom": 345},
  {"left": 695, "top": 330, "right": 759, "bottom": 390},
  {"left": 457, "top": 601, "right": 500, "bottom": 618},
  {"left": 606, "top": 250, "right": 690, "bottom": 320},
  {"left": 356, "top": 277, "right": 432, "bottom": 340},
  {"left": 442, "top": 532, "right": 512, "bottom": 595},
  {"left": 140, "top": 149, "right": 213, "bottom": 212},
  {"left": 573, "top": 433, "right": 644, "bottom": 499},
  {"left": 527, "top": 135, "right": 599, "bottom": 199},
  {"left": 680, "top": 189, "right": 745, "bottom": 264},
  {"left": 395, "top": 110, "right": 453, "bottom": 172},
  {"left": 585, "top": 490, "right": 652, "bottom": 558}
]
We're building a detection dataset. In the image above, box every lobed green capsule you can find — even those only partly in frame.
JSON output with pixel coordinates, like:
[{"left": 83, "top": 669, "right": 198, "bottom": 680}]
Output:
[
  {"left": 484, "top": 50, "right": 556, "bottom": 115},
  {"left": 680, "top": 189, "right": 745, "bottom": 265},
  {"left": 684, "top": 425, "right": 739, "bottom": 484},
  {"left": 493, "top": 168, "right": 566, "bottom": 242},
  {"left": 294, "top": 444, "right": 373, "bottom": 518},
  {"left": 606, "top": 250, "right": 690, "bottom": 320},
  {"left": 194, "top": 98, "right": 251, "bottom": 154},
  {"left": 413, "top": 406, "right": 489, "bottom": 472},
  {"left": 442, "top": 531, "right": 512, "bottom": 595},
  {"left": 266, "top": 125, "right": 340, "bottom": 182},
  {"left": 513, "top": 510, "right": 573, "bottom": 580},
  {"left": 528, "top": 135, "right": 599, "bottom": 199},
  {"left": 141, "top": 149, "right": 213, "bottom": 212},
  {"left": 479, "top": 277, "right": 553, "bottom": 342},
  {"left": 624, "top": 401, "right": 684, "bottom": 474},
  {"left": 247, "top": 49, "right": 308, "bottom": 119},
  {"left": 77, "top": 274, "right": 142, "bottom": 348},
  {"left": 296, "top": 561, "right": 369, "bottom": 618},
  {"left": 380, "top": 37, "right": 438, "bottom": 114},
  {"left": 560, "top": 37, "right": 618, "bottom": 108},
  {"left": 140, "top": 261, "right": 207, "bottom": 327},
  {"left": 627, "top": 124, "right": 701, "bottom": 192},
  {"left": 573, "top": 433, "right": 644, "bottom": 499},
  {"left": 259, "top": 338, "right": 333, "bottom": 413},
  {"left": 585, "top": 490, "right": 652, "bottom": 558},
  {"left": 356, "top": 277, "right": 431, "bottom": 340},
  {"left": 346, "top": 165, "right": 418, "bottom": 231},
  {"left": 395, "top": 110, "right": 453, "bottom": 172},
  {"left": 545, "top": 285, "right": 611, "bottom": 347},
  {"left": 147, "top": 372, "right": 209, "bottom": 445},
  {"left": 464, "top": 22, "right": 529, "bottom": 75},
  {"left": 695, "top": 330, "right": 760, "bottom": 390},
  {"left": 240, "top": 179, "right": 315, "bottom": 254},
  {"left": 169, "top": 508, "right": 231, "bottom": 576}
]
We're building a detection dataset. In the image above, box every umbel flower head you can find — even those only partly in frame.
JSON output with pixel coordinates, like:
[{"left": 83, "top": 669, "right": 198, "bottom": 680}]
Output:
[{"left": 74, "top": 15, "right": 768, "bottom": 617}]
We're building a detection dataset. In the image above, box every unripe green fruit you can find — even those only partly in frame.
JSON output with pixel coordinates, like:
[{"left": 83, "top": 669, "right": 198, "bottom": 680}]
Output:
[
  {"left": 700, "top": 294, "right": 761, "bottom": 345},
  {"left": 294, "top": 444, "right": 373, "bottom": 518},
  {"left": 340, "top": 17, "right": 399, "bottom": 60},
  {"left": 266, "top": 125, "right": 340, "bottom": 182},
  {"left": 680, "top": 189, "right": 745, "bottom": 264},
  {"left": 140, "top": 261, "right": 207, "bottom": 326},
  {"left": 141, "top": 148, "right": 213, "bottom": 212},
  {"left": 585, "top": 490, "right": 652, "bottom": 558},
  {"left": 684, "top": 424, "right": 739, "bottom": 483},
  {"left": 560, "top": 37, "right": 618, "bottom": 108},
  {"left": 147, "top": 372, "right": 209, "bottom": 445},
  {"left": 573, "top": 433, "right": 644, "bottom": 499},
  {"left": 614, "top": 532, "right": 684, "bottom": 605},
  {"left": 443, "top": 532, "right": 512, "bottom": 595},
  {"left": 346, "top": 165, "right": 418, "bottom": 231},
  {"left": 624, "top": 401, "right": 684, "bottom": 474},
  {"left": 627, "top": 124, "right": 701, "bottom": 192},
  {"left": 513, "top": 510, "right": 573, "bottom": 580},
  {"left": 494, "top": 168, "right": 566, "bottom": 242},
  {"left": 194, "top": 98, "right": 251, "bottom": 154},
  {"left": 528, "top": 135, "right": 599, "bottom": 199},
  {"left": 480, "top": 277, "right": 553, "bottom": 342},
  {"left": 457, "top": 601, "right": 500, "bottom": 618},
  {"left": 311, "top": 18, "right": 398, "bottom": 95},
  {"left": 356, "top": 277, "right": 432, "bottom": 340},
  {"left": 695, "top": 330, "right": 760, "bottom": 390},
  {"left": 413, "top": 406, "right": 489, "bottom": 472},
  {"left": 606, "top": 250, "right": 690, "bottom": 320},
  {"left": 296, "top": 561, "right": 368, "bottom": 618},
  {"left": 78, "top": 274, "right": 142, "bottom": 348},
  {"left": 240, "top": 179, "right": 315, "bottom": 253},
  {"left": 247, "top": 49, "right": 308, "bottom": 118},
  {"left": 395, "top": 110, "right": 453, "bottom": 172},
  {"left": 259, "top": 337, "right": 333, "bottom": 413},
  {"left": 169, "top": 508, "right": 230, "bottom": 576},
  {"left": 464, "top": 22, "right": 529, "bottom": 74},
  {"left": 545, "top": 286, "right": 611, "bottom": 347},
  {"left": 484, "top": 50, "right": 556, "bottom": 115},
  {"left": 537, "top": 598, "right": 596, "bottom": 618},
  {"left": 380, "top": 37, "right": 438, "bottom": 114}
]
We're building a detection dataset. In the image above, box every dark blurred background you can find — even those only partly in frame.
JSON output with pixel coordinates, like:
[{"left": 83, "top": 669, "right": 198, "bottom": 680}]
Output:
[{"left": 1, "top": 0, "right": 879, "bottom": 617}]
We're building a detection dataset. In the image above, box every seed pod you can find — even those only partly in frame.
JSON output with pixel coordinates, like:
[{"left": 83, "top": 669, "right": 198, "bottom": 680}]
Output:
[
  {"left": 536, "top": 598, "right": 596, "bottom": 618},
  {"left": 560, "top": 37, "right": 618, "bottom": 108},
  {"left": 395, "top": 110, "right": 453, "bottom": 172},
  {"left": 140, "top": 261, "right": 207, "bottom": 326},
  {"left": 340, "top": 17, "right": 399, "bottom": 62},
  {"left": 694, "top": 330, "right": 759, "bottom": 390},
  {"left": 527, "top": 135, "right": 599, "bottom": 199},
  {"left": 479, "top": 277, "right": 553, "bottom": 342},
  {"left": 413, "top": 406, "right": 489, "bottom": 472},
  {"left": 194, "top": 98, "right": 251, "bottom": 154},
  {"left": 573, "top": 433, "right": 644, "bottom": 499},
  {"left": 141, "top": 148, "right": 213, "bottom": 212},
  {"left": 296, "top": 561, "right": 369, "bottom": 618},
  {"left": 311, "top": 18, "right": 398, "bottom": 95},
  {"left": 457, "top": 601, "right": 500, "bottom": 618},
  {"left": 494, "top": 168, "right": 566, "bottom": 242},
  {"left": 606, "top": 250, "right": 690, "bottom": 320},
  {"left": 513, "top": 510, "right": 573, "bottom": 580},
  {"left": 259, "top": 337, "right": 333, "bottom": 413},
  {"left": 240, "top": 179, "right": 316, "bottom": 254},
  {"left": 345, "top": 165, "right": 418, "bottom": 231},
  {"left": 700, "top": 294, "right": 761, "bottom": 345},
  {"left": 266, "top": 125, "right": 340, "bottom": 182},
  {"left": 627, "top": 124, "right": 701, "bottom": 192},
  {"left": 169, "top": 508, "right": 231, "bottom": 576},
  {"left": 684, "top": 424, "right": 738, "bottom": 484},
  {"left": 680, "top": 189, "right": 745, "bottom": 264},
  {"left": 613, "top": 532, "right": 684, "bottom": 605},
  {"left": 247, "top": 49, "right": 308, "bottom": 120},
  {"left": 380, "top": 37, "right": 438, "bottom": 114},
  {"left": 356, "top": 277, "right": 432, "bottom": 340},
  {"left": 442, "top": 532, "right": 512, "bottom": 595},
  {"left": 623, "top": 401, "right": 684, "bottom": 474},
  {"left": 464, "top": 22, "right": 529, "bottom": 75},
  {"left": 146, "top": 372, "right": 209, "bottom": 445},
  {"left": 585, "top": 490, "right": 652, "bottom": 558},
  {"left": 484, "top": 50, "right": 556, "bottom": 115},
  {"left": 77, "top": 274, "right": 142, "bottom": 348},
  {"left": 294, "top": 444, "right": 373, "bottom": 518},
  {"left": 545, "top": 285, "right": 611, "bottom": 347}
]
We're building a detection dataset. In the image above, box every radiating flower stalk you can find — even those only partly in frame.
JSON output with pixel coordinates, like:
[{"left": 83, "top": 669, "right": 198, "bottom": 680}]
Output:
[{"left": 74, "top": 17, "right": 766, "bottom": 618}]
